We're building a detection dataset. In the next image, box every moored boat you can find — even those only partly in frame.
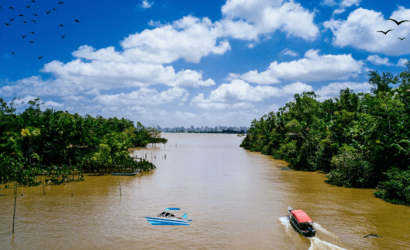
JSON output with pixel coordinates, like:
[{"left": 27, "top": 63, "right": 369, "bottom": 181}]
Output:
[
  {"left": 145, "top": 208, "right": 191, "bottom": 226},
  {"left": 287, "top": 207, "right": 316, "bottom": 237}
]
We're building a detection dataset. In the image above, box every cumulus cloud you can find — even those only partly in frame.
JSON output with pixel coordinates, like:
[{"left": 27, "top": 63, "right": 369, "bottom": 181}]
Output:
[
  {"left": 229, "top": 49, "right": 363, "bottom": 84},
  {"left": 191, "top": 80, "right": 313, "bottom": 109},
  {"left": 333, "top": 0, "right": 361, "bottom": 14},
  {"left": 325, "top": 7, "right": 410, "bottom": 56},
  {"left": 74, "top": 16, "right": 229, "bottom": 64},
  {"left": 93, "top": 87, "right": 188, "bottom": 106},
  {"left": 140, "top": 0, "right": 153, "bottom": 9},
  {"left": 397, "top": 58, "right": 408, "bottom": 67},
  {"left": 316, "top": 81, "right": 371, "bottom": 99},
  {"left": 367, "top": 55, "right": 393, "bottom": 66},
  {"left": 281, "top": 48, "right": 299, "bottom": 57},
  {"left": 221, "top": 0, "right": 319, "bottom": 41}
]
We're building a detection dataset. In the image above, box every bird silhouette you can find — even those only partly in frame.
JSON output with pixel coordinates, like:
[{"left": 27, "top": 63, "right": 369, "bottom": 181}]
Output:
[
  {"left": 398, "top": 37, "right": 406, "bottom": 40},
  {"left": 377, "top": 29, "right": 393, "bottom": 35},
  {"left": 61, "top": 34, "right": 65, "bottom": 38},
  {"left": 18, "top": 14, "right": 23, "bottom": 17},
  {"left": 0, "top": 7, "right": 2, "bottom": 10},
  {"left": 388, "top": 18, "right": 410, "bottom": 26},
  {"left": 30, "top": 32, "right": 36, "bottom": 35},
  {"left": 22, "top": 35, "right": 26, "bottom": 38},
  {"left": 38, "top": 56, "right": 43, "bottom": 59},
  {"left": 5, "top": 23, "right": 10, "bottom": 26},
  {"left": 31, "top": 0, "right": 36, "bottom": 3},
  {"left": 31, "top": 20, "right": 36, "bottom": 24},
  {"left": 53, "top": 8, "right": 57, "bottom": 11},
  {"left": 25, "top": 6, "right": 31, "bottom": 9},
  {"left": 10, "top": 18, "right": 14, "bottom": 21},
  {"left": 9, "top": 7, "right": 14, "bottom": 11},
  {"left": 9, "top": 50, "right": 16, "bottom": 54},
  {"left": 59, "top": 1, "right": 64, "bottom": 4},
  {"left": 29, "top": 41, "right": 34, "bottom": 43},
  {"left": 22, "top": 19, "right": 27, "bottom": 23},
  {"left": 74, "top": 20, "right": 80, "bottom": 23},
  {"left": 32, "top": 13, "right": 38, "bottom": 17},
  {"left": 59, "top": 24, "right": 64, "bottom": 27},
  {"left": 46, "top": 11, "right": 51, "bottom": 14}
]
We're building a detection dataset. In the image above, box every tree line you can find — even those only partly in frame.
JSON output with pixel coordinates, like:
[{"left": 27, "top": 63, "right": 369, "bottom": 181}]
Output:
[
  {"left": 0, "top": 98, "right": 166, "bottom": 186},
  {"left": 241, "top": 66, "right": 410, "bottom": 206}
]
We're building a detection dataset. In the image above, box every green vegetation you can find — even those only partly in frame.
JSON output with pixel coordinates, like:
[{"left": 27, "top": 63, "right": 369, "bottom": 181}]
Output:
[
  {"left": 0, "top": 98, "right": 166, "bottom": 187},
  {"left": 241, "top": 65, "right": 410, "bottom": 206}
]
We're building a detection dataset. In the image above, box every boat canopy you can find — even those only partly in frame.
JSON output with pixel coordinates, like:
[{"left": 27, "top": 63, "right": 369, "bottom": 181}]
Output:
[
  {"left": 165, "top": 208, "right": 180, "bottom": 211},
  {"left": 291, "top": 210, "right": 312, "bottom": 223}
]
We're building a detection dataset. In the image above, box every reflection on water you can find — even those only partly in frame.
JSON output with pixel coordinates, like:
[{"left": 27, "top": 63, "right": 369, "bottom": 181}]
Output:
[{"left": 0, "top": 134, "right": 409, "bottom": 250}]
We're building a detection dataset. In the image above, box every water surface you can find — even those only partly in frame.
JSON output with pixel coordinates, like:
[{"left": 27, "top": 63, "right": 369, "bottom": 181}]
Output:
[{"left": 0, "top": 134, "right": 408, "bottom": 249}]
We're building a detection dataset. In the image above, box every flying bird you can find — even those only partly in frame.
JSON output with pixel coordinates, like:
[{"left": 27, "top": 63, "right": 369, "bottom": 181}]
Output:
[
  {"left": 377, "top": 29, "right": 393, "bottom": 35},
  {"left": 22, "top": 19, "right": 27, "bottom": 23},
  {"left": 9, "top": 50, "right": 16, "bottom": 54},
  {"left": 9, "top": 7, "right": 14, "bottom": 11},
  {"left": 31, "top": 20, "right": 36, "bottom": 24},
  {"left": 30, "top": 31, "right": 36, "bottom": 35},
  {"left": 0, "top": 7, "right": 2, "bottom": 10},
  {"left": 5, "top": 23, "right": 10, "bottom": 26},
  {"left": 10, "top": 18, "right": 14, "bottom": 21},
  {"left": 59, "top": 1, "right": 64, "bottom": 4},
  {"left": 59, "top": 24, "right": 64, "bottom": 27},
  {"left": 25, "top": 6, "right": 31, "bottom": 9},
  {"left": 18, "top": 14, "right": 23, "bottom": 17},
  {"left": 46, "top": 10, "right": 51, "bottom": 14},
  {"left": 388, "top": 18, "right": 410, "bottom": 26},
  {"left": 32, "top": 13, "right": 38, "bottom": 17},
  {"left": 38, "top": 56, "right": 43, "bottom": 59},
  {"left": 31, "top": 0, "right": 36, "bottom": 3},
  {"left": 74, "top": 20, "right": 80, "bottom": 23},
  {"left": 61, "top": 34, "right": 65, "bottom": 38},
  {"left": 29, "top": 41, "right": 34, "bottom": 43},
  {"left": 398, "top": 37, "right": 406, "bottom": 40},
  {"left": 22, "top": 35, "right": 26, "bottom": 38},
  {"left": 53, "top": 8, "right": 57, "bottom": 11}
]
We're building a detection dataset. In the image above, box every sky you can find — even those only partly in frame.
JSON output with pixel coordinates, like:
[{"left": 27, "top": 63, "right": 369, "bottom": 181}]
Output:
[{"left": 1, "top": 0, "right": 409, "bottom": 127}]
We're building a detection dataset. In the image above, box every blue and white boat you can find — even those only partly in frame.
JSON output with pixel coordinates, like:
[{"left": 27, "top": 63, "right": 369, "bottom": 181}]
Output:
[{"left": 145, "top": 208, "right": 191, "bottom": 226}]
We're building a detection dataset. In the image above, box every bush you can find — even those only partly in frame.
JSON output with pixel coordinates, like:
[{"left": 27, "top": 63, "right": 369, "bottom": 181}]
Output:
[
  {"left": 326, "top": 147, "right": 375, "bottom": 188},
  {"left": 374, "top": 168, "right": 410, "bottom": 205}
]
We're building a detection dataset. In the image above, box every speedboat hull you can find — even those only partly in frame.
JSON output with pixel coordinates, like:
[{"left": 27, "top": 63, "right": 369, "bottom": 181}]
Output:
[{"left": 145, "top": 217, "right": 190, "bottom": 226}]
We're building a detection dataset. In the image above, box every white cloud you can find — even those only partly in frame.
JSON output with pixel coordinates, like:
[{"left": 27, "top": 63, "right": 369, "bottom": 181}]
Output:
[
  {"left": 282, "top": 48, "right": 299, "bottom": 57},
  {"left": 333, "top": 0, "right": 361, "bottom": 14},
  {"left": 93, "top": 87, "right": 188, "bottom": 106},
  {"left": 221, "top": 0, "right": 319, "bottom": 41},
  {"left": 191, "top": 80, "right": 313, "bottom": 109},
  {"left": 325, "top": 7, "right": 410, "bottom": 56},
  {"left": 140, "top": 0, "right": 153, "bottom": 9},
  {"left": 397, "top": 58, "right": 408, "bottom": 67},
  {"left": 229, "top": 49, "right": 363, "bottom": 84},
  {"left": 316, "top": 81, "right": 371, "bottom": 99},
  {"left": 366, "top": 55, "right": 393, "bottom": 66},
  {"left": 75, "top": 16, "right": 229, "bottom": 64}
]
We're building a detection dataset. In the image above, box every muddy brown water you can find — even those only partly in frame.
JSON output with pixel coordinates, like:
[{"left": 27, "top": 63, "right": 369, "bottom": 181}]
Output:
[{"left": 0, "top": 134, "right": 409, "bottom": 250}]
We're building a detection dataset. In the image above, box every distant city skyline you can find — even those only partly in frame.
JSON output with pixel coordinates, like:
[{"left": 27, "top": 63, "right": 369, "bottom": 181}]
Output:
[{"left": 156, "top": 125, "right": 249, "bottom": 133}]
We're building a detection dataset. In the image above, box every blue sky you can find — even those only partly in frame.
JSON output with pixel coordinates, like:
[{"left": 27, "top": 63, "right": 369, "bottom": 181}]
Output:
[{"left": 1, "top": 0, "right": 409, "bottom": 127}]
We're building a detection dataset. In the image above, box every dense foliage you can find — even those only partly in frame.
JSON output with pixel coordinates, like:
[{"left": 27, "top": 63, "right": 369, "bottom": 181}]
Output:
[
  {"left": 241, "top": 66, "right": 410, "bottom": 206},
  {"left": 0, "top": 98, "right": 165, "bottom": 186}
]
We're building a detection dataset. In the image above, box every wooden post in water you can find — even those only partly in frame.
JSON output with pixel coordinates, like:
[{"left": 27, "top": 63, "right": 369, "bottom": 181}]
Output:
[
  {"left": 119, "top": 182, "right": 122, "bottom": 196},
  {"left": 12, "top": 182, "right": 17, "bottom": 234}
]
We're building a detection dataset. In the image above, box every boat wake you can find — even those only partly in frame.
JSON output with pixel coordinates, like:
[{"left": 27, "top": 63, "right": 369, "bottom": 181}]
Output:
[
  {"left": 308, "top": 237, "right": 346, "bottom": 250},
  {"left": 279, "top": 217, "right": 347, "bottom": 250}
]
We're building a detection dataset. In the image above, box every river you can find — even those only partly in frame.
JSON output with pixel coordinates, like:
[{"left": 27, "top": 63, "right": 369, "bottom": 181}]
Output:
[{"left": 0, "top": 134, "right": 409, "bottom": 249}]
